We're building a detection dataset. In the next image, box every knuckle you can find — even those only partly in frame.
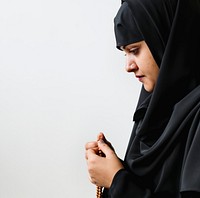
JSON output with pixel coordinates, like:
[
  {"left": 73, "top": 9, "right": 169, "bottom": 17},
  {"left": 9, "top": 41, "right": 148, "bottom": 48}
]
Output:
[
  {"left": 108, "top": 151, "right": 116, "bottom": 158},
  {"left": 85, "top": 142, "right": 91, "bottom": 150},
  {"left": 85, "top": 141, "right": 97, "bottom": 150},
  {"left": 88, "top": 166, "right": 93, "bottom": 174},
  {"left": 90, "top": 177, "right": 96, "bottom": 185},
  {"left": 88, "top": 155, "right": 96, "bottom": 164},
  {"left": 85, "top": 143, "right": 88, "bottom": 149},
  {"left": 85, "top": 152, "right": 88, "bottom": 160}
]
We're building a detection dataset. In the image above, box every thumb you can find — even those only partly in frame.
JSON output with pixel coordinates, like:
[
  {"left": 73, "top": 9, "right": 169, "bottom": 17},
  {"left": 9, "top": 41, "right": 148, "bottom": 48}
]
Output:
[
  {"left": 97, "top": 133, "right": 115, "bottom": 152},
  {"left": 98, "top": 139, "right": 115, "bottom": 158},
  {"left": 97, "top": 132, "right": 105, "bottom": 141}
]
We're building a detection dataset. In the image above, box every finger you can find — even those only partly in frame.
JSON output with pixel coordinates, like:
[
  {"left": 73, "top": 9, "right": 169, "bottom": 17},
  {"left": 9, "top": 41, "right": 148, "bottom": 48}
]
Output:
[
  {"left": 86, "top": 148, "right": 98, "bottom": 160},
  {"left": 85, "top": 152, "right": 88, "bottom": 160},
  {"left": 89, "top": 176, "right": 98, "bottom": 186},
  {"left": 97, "top": 132, "right": 105, "bottom": 141},
  {"left": 97, "top": 132, "right": 110, "bottom": 145},
  {"left": 85, "top": 141, "right": 98, "bottom": 150},
  {"left": 97, "top": 133, "right": 114, "bottom": 151},
  {"left": 85, "top": 150, "right": 92, "bottom": 160},
  {"left": 85, "top": 147, "right": 94, "bottom": 160},
  {"left": 98, "top": 139, "right": 115, "bottom": 157}
]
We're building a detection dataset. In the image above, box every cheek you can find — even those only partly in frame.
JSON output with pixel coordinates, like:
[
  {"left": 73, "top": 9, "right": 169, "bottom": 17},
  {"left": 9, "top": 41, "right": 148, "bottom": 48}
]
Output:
[
  {"left": 151, "top": 63, "right": 159, "bottom": 80},
  {"left": 140, "top": 62, "right": 152, "bottom": 74},
  {"left": 146, "top": 58, "right": 159, "bottom": 76},
  {"left": 136, "top": 59, "right": 146, "bottom": 71},
  {"left": 138, "top": 54, "right": 152, "bottom": 71}
]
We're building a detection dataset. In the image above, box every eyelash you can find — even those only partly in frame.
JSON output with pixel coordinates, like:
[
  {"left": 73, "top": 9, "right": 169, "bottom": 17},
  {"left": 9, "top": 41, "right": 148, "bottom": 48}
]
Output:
[
  {"left": 124, "top": 48, "right": 139, "bottom": 56},
  {"left": 130, "top": 48, "right": 139, "bottom": 55}
]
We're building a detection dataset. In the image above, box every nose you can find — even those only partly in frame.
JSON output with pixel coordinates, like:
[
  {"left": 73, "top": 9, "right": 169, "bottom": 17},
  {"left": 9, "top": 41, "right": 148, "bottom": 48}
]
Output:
[{"left": 125, "top": 55, "right": 138, "bottom": 72}]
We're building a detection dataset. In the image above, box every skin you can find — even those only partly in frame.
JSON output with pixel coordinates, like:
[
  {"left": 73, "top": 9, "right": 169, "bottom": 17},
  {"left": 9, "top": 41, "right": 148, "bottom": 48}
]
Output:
[
  {"left": 85, "top": 41, "right": 160, "bottom": 188},
  {"left": 85, "top": 132, "right": 124, "bottom": 188},
  {"left": 123, "top": 41, "right": 159, "bottom": 92}
]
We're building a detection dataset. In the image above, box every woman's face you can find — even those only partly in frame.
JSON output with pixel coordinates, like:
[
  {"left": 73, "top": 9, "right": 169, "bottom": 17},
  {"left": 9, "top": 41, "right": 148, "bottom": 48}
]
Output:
[{"left": 122, "top": 41, "right": 159, "bottom": 92}]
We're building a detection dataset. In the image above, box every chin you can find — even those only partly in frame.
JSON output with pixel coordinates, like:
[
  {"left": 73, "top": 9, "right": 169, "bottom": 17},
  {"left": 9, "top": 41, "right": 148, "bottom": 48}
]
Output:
[{"left": 144, "top": 85, "right": 154, "bottom": 93}]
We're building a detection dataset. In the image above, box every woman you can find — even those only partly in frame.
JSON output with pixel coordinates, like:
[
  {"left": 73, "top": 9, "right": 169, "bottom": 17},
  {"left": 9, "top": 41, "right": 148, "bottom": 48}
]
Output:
[{"left": 85, "top": 0, "right": 200, "bottom": 197}]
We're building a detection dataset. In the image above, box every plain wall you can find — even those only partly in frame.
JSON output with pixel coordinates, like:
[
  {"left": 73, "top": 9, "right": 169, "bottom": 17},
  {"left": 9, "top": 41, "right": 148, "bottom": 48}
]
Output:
[{"left": 0, "top": 0, "right": 141, "bottom": 197}]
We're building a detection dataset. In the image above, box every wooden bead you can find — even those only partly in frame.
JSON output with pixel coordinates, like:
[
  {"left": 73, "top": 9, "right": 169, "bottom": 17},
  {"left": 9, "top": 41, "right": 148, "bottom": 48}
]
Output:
[
  {"left": 96, "top": 185, "right": 102, "bottom": 198},
  {"left": 96, "top": 149, "right": 103, "bottom": 198}
]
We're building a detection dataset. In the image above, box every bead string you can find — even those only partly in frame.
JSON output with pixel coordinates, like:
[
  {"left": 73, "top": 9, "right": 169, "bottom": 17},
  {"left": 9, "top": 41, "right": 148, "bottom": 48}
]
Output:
[
  {"left": 96, "top": 185, "right": 103, "bottom": 198},
  {"left": 96, "top": 150, "right": 103, "bottom": 198}
]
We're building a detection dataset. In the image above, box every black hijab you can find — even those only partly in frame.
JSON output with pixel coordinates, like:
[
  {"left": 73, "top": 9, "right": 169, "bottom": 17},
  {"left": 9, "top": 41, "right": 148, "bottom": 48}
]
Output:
[
  {"left": 114, "top": 0, "right": 200, "bottom": 143},
  {"left": 109, "top": 0, "right": 200, "bottom": 196}
]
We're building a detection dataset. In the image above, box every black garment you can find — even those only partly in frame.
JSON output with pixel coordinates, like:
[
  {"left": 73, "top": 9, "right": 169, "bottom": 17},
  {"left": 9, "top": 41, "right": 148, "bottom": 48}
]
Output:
[
  {"left": 103, "top": 85, "right": 200, "bottom": 197},
  {"left": 103, "top": 0, "right": 200, "bottom": 197}
]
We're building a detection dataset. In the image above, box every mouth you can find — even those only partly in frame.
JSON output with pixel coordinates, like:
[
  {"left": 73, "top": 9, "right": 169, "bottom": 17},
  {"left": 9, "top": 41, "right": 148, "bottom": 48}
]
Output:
[{"left": 135, "top": 75, "right": 144, "bottom": 82}]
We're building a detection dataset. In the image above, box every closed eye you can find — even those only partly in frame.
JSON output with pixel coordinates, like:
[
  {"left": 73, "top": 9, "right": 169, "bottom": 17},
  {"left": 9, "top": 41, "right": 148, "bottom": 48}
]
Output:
[{"left": 130, "top": 48, "right": 139, "bottom": 55}]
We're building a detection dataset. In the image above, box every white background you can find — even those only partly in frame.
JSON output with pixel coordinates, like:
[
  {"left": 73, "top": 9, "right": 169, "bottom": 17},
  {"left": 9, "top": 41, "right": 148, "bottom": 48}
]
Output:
[{"left": 0, "top": 0, "right": 141, "bottom": 197}]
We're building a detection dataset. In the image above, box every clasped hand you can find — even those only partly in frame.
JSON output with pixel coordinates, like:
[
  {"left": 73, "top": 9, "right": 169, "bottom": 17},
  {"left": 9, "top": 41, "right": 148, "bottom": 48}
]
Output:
[{"left": 85, "top": 133, "right": 124, "bottom": 188}]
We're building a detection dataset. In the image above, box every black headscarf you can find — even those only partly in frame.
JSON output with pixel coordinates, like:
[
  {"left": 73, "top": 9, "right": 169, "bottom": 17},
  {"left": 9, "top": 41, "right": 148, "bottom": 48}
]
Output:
[
  {"left": 114, "top": 2, "right": 144, "bottom": 50},
  {"left": 105, "top": 0, "right": 200, "bottom": 197},
  {"left": 118, "top": 0, "right": 200, "bottom": 142}
]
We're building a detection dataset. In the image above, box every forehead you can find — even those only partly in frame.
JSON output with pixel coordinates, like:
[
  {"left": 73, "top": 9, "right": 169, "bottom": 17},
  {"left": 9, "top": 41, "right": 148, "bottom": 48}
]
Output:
[{"left": 122, "top": 41, "right": 144, "bottom": 51}]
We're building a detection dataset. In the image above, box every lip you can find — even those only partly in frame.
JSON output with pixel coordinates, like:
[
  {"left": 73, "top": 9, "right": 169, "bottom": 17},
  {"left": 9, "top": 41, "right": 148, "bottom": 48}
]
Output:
[{"left": 136, "top": 75, "right": 144, "bottom": 82}]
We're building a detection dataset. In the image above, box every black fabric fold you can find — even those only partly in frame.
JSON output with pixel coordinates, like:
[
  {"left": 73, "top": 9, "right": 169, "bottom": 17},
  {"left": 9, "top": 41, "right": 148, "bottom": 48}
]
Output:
[{"left": 104, "top": 0, "right": 200, "bottom": 197}]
